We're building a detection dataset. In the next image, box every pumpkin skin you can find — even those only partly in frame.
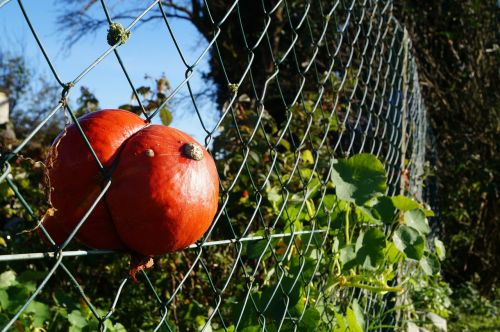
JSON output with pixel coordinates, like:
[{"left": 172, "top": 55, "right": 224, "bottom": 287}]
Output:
[
  {"left": 106, "top": 125, "right": 219, "bottom": 256},
  {"left": 42, "top": 109, "right": 219, "bottom": 258},
  {"left": 43, "top": 110, "right": 146, "bottom": 249}
]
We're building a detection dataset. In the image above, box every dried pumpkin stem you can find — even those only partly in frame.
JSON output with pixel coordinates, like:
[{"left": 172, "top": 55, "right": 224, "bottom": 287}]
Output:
[
  {"left": 129, "top": 254, "right": 154, "bottom": 282},
  {"left": 182, "top": 142, "right": 204, "bottom": 161}
]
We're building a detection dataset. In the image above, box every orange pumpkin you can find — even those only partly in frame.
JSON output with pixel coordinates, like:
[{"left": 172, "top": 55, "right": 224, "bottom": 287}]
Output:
[{"left": 42, "top": 109, "right": 219, "bottom": 259}]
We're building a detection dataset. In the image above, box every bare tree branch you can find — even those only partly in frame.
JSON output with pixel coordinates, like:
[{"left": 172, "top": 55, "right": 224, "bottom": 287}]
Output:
[{"left": 56, "top": 0, "right": 199, "bottom": 49}]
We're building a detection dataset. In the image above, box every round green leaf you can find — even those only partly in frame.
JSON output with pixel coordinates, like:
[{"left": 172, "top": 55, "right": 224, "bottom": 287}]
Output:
[
  {"left": 331, "top": 154, "right": 387, "bottom": 205},
  {"left": 339, "top": 244, "right": 357, "bottom": 270},
  {"left": 391, "top": 195, "right": 420, "bottom": 211},
  {"left": 0, "top": 271, "right": 17, "bottom": 289},
  {"left": 0, "top": 290, "right": 9, "bottom": 309},
  {"left": 355, "top": 228, "right": 386, "bottom": 270},
  {"left": 299, "top": 308, "right": 321, "bottom": 330},
  {"left": 25, "top": 301, "right": 50, "bottom": 327},
  {"left": 68, "top": 310, "right": 88, "bottom": 328},
  {"left": 346, "top": 299, "right": 365, "bottom": 332},
  {"left": 434, "top": 238, "right": 446, "bottom": 261},
  {"left": 404, "top": 209, "right": 430, "bottom": 235},
  {"left": 372, "top": 196, "right": 397, "bottom": 224},
  {"left": 420, "top": 253, "right": 441, "bottom": 276},
  {"left": 159, "top": 108, "right": 172, "bottom": 125},
  {"left": 393, "top": 225, "right": 425, "bottom": 260}
]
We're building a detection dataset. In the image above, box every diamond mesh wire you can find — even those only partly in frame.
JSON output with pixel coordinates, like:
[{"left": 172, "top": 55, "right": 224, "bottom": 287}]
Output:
[{"left": 0, "top": 0, "right": 428, "bottom": 331}]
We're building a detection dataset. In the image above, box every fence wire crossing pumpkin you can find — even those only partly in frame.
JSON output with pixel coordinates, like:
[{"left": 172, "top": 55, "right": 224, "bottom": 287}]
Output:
[{"left": 42, "top": 109, "right": 219, "bottom": 260}]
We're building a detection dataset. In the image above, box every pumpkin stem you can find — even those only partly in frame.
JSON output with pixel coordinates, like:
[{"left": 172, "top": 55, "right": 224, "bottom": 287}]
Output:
[
  {"left": 181, "top": 142, "right": 204, "bottom": 161},
  {"left": 129, "top": 254, "right": 154, "bottom": 282}
]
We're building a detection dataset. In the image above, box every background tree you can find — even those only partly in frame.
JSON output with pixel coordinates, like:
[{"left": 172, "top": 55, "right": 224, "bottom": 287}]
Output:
[{"left": 395, "top": 0, "right": 499, "bottom": 294}]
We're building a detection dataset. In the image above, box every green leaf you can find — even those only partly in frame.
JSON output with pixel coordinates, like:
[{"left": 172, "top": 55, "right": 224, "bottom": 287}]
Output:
[
  {"left": 406, "top": 321, "right": 420, "bottom": 332},
  {"left": 339, "top": 245, "right": 357, "bottom": 270},
  {"left": 355, "top": 228, "right": 386, "bottom": 270},
  {"left": 6, "top": 285, "right": 30, "bottom": 311},
  {"left": 0, "top": 271, "right": 17, "bottom": 289},
  {"left": 290, "top": 255, "right": 317, "bottom": 281},
  {"left": 279, "top": 139, "right": 291, "bottom": 151},
  {"left": 420, "top": 253, "right": 441, "bottom": 276},
  {"left": 68, "top": 310, "right": 88, "bottom": 328},
  {"left": 306, "top": 177, "right": 321, "bottom": 199},
  {"left": 0, "top": 181, "right": 14, "bottom": 198},
  {"left": 393, "top": 225, "right": 425, "bottom": 260},
  {"left": 284, "top": 203, "right": 308, "bottom": 224},
  {"left": 159, "top": 108, "right": 173, "bottom": 125},
  {"left": 434, "top": 238, "right": 446, "bottom": 261},
  {"left": 25, "top": 301, "right": 50, "bottom": 327},
  {"left": 371, "top": 196, "right": 396, "bottom": 224},
  {"left": 18, "top": 271, "right": 46, "bottom": 284},
  {"left": 0, "top": 290, "right": 9, "bottom": 309},
  {"left": 356, "top": 206, "right": 383, "bottom": 225},
  {"left": 427, "top": 312, "right": 447, "bottom": 331},
  {"left": 195, "top": 315, "right": 210, "bottom": 331},
  {"left": 232, "top": 295, "right": 259, "bottom": 328},
  {"left": 422, "top": 207, "right": 435, "bottom": 217},
  {"left": 331, "top": 154, "right": 387, "bottom": 205},
  {"left": 267, "top": 186, "right": 283, "bottom": 204},
  {"left": 301, "top": 149, "right": 314, "bottom": 164},
  {"left": 320, "top": 194, "right": 337, "bottom": 211},
  {"left": 385, "top": 241, "right": 404, "bottom": 264},
  {"left": 53, "top": 288, "right": 79, "bottom": 312},
  {"left": 346, "top": 299, "right": 364, "bottom": 332},
  {"left": 246, "top": 240, "right": 271, "bottom": 260},
  {"left": 299, "top": 308, "right": 321, "bottom": 330},
  {"left": 105, "top": 321, "right": 127, "bottom": 332},
  {"left": 391, "top": 195, "right": 420, "bottom": 211},
  {"left": 305, "top": 199, "right": 316, "bottom": 217},
  {"left": 241, "top": 326, "right": 261, "bottom": 332},
  {"left": 69, "top": 326, "right": 83, "bottom": 332},
  {"left": 404, "top": 209, "right": 430, "bottom": 235},
  {"left": 259, "top": 277, "right": 302, "bottom": 321},
  {"left": 333, "top": 311, "right": 347, "bottom": 332}
]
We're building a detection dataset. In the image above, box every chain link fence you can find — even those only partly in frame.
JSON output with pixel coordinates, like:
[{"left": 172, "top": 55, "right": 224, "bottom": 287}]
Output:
[{"left": 0, "top": 0, "right": 429, "bottom": 331}]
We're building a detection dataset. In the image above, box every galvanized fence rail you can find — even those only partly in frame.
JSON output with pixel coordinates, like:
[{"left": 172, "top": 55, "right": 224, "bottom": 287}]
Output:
[{"left": 0, "top": 0, "right": 428, "bottom": 331}]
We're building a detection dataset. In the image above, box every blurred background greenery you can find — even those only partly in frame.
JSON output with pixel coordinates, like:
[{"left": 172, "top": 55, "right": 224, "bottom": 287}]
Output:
[{"left": 395, "top": 1, "right": 499, "bottom": 330}]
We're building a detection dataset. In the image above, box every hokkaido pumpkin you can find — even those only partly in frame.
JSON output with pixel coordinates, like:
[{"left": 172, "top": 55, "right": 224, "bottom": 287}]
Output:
[
  {"left": 42, "top": 109, "right": 219, "bottom": 261},
  {"left": 43, "top": 109, "right": 146, "bottom": 249}
]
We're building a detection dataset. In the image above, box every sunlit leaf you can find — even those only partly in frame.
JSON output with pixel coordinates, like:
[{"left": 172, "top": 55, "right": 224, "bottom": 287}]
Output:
[
  {"left": 340, "top": 244, "right": 357, "bottom": 270},
  {"left": 391, "top": 195, "right": 419, "bottom": 211},
  {"left": 434, "top": 238, "right": 446, "bottom": 261},
  {"left": 420, "top": 253, "right": 441, "bottom": 276},
  {"left": 159, "top": 108, "right": 172, "bottom": 125},
  {"left": 0, "top": 271, "right": 17, "bottom": 289},
  {"left": 404, "top": 209, "right": 430, "bottom": 235},
  {"left": 346, "top": 299, "right": 364, "bottom": 332},
  {"left": 393, "top": 225, "right": 425, "bottom": 260},
  {"left": 301, "top": 149, "right": 314, "bottom": 164},
  {"left": 68, "top": 310, "right": 88, "bottom": 328},
  {"left": 331, "top": 154, "right": 387, "bottom": 205},
  {"left": 25, "top": 301, "right": 50, "bottom": 327}
]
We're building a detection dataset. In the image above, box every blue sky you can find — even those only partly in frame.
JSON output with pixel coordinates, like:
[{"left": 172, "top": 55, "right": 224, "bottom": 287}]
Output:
[{"left": 0, "top": 0, "right": 217, "bottom": 142}]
